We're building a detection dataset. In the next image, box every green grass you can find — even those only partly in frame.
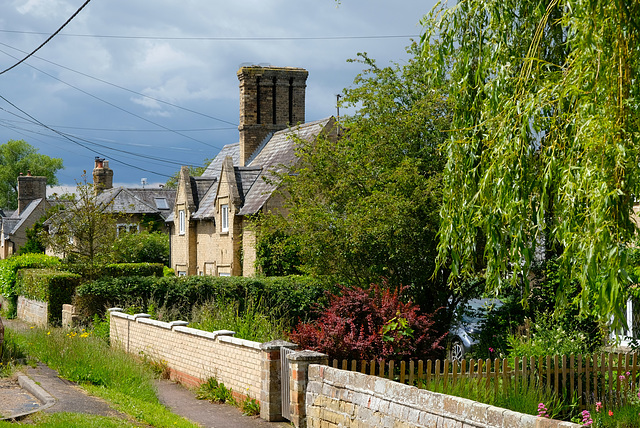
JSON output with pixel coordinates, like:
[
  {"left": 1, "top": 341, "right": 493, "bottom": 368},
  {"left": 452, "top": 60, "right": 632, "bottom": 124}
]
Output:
[
  {"left": 0, "top": 412, "right": 140, "bottom": 427},
  {"left": 189, "top": 298, "right": 288, "bottom": 342},
  {"left": 4, "top": 326, "right": 199, "bottom": 428}
]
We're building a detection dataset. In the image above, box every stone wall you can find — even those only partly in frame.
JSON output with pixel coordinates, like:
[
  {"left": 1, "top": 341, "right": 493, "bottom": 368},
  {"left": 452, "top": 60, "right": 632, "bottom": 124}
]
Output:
[
  {"left": 305, "top": 365, "right": 580, "bottom": 428},
  {"left": 16, "top": 296, "right": 48, "bottom": 327}
]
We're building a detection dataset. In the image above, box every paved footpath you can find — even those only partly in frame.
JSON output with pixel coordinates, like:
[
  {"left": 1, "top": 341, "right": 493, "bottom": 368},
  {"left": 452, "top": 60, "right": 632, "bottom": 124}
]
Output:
[{"left": 2, "top": 320, "right": 290, "bottom": 427}]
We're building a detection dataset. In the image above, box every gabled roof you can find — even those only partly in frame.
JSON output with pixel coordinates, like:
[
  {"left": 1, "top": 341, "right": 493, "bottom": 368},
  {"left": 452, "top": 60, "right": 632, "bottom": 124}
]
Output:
[
  {"left": 239, "top": 117, "right": 336, "bottom": 215},
  {"left": 97, "top": 187, "right": 176, "bottom": 219},
  {"left": 1, "top": 198, "right": 43, "bottom": 237},
  {"left": 181, "top": 117, "right": 336, "bottom": 220}
]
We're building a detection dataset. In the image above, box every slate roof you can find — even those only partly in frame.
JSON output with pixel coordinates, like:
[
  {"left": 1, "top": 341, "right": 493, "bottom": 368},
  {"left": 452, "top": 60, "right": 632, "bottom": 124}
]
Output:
[
  {"left": 239, "top": 117, "right": 335, "bottom": 215},
  {"left": 1, "top": 198, "right": 42, "bottom": 237},
  {"left": 177, "top": 117, "right": 335, "bottom": 220},
  {"left": 97, "top": 187, "right": 176, "bottom": 219}
]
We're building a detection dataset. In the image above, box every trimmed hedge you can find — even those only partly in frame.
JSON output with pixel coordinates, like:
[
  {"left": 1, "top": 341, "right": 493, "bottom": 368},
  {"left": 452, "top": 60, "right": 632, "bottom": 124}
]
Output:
[
  {"left": 0, "top": 254, "right": 62, "bottom": 298},
  {"left": 17, "top": 268, "right": 81, "bottom": 325},
  {"left": 102, "top": 263, "right": 164, "bottom": 278},
  {"left": 76, "top": 275, "right": 332, "bottom": 323}
]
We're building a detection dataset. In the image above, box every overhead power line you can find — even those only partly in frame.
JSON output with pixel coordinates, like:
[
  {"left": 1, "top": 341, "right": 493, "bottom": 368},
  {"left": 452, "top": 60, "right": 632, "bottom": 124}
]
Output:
[
  {"left": 0, "top": 29, "right": 419, "bottom": 41},
  {"left": 0, "top": 0, "right": 93, "bottom": 76},
  {"left": 0, "top": 41, "right": 239, "bottom": 127}
]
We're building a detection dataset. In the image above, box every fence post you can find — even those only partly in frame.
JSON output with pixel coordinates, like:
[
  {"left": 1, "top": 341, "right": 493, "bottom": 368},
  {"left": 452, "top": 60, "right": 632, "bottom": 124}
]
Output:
[
  {"left": 287, "top": 350, "right": 328, "bottom": 428},
  {"left": 259, "top": 340, "right": 298, "bottom": 421}
]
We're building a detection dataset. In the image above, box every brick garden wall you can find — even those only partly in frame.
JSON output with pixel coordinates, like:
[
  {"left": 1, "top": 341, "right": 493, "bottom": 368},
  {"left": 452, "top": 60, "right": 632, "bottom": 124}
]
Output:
[
  {"left": 109, "top": 309, "right": 262, "bottom": 402},
  {"left": 305, "top": 365, "right": 580, "bottom": 428}
]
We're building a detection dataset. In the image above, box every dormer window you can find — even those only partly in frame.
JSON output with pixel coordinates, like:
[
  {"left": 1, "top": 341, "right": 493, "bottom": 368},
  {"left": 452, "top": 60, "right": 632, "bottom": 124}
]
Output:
[{"left": 221, "top": 204, "right": 229, "bottom": 233}]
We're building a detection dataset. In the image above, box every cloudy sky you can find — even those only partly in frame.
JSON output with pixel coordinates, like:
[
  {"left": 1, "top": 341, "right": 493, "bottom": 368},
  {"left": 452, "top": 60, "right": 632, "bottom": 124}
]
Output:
[{"left": 0, "top": 0, "right": 434, "bottom": 191}]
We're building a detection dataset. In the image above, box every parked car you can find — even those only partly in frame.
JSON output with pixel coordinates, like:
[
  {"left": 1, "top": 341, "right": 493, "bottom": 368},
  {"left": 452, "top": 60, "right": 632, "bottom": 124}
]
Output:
[{"left": 448, "top": 298, "right": 503, "bottom": 361}]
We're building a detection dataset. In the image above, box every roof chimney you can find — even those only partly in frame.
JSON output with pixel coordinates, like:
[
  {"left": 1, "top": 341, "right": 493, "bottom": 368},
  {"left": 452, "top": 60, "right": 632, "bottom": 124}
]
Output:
[
  {"left": 93, "top": 157, "right": 113, "bottom": 195},
  {"left": 17, "top": 173, "right": 47, "bottom": 215},
  {"left": 237, "top": 66, "right": 308, "bottom": 166}
]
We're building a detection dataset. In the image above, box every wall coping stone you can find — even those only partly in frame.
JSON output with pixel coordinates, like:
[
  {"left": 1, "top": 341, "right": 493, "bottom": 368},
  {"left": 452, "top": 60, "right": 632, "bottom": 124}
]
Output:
[
  {"left": 110, "top": 311, "right": 134, "bottom": 320},
  {"left": 133, "top": 313, "right": 152, "bottom": 321},
  {"left": 173, "top": 325, "right": 235, "bottom": 340},
  {"left": 219, "top": 335, "right": 261, "bottom": 350},
  {"left": 169, "top": 321, "right": 189, "bottom": 328},
  {"left": 260, "top": 339, "right": 297, "bottom": 351},
  {"left": 138, "top": 317, "right": 172, "bottom": 329},
  {"left": 108, "top": 307, "right": 123, "bottom": 312},
  {"left": 288, "top": 350, "right": 328, "bottom": 362}
]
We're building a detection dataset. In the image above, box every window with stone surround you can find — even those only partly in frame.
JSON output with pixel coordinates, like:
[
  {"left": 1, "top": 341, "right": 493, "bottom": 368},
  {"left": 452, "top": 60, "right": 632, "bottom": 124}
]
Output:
[
  {"left": 179, "top": 210, "right": 185, "bottom": 235},
  {"left": 221, "top": 204, "right": 229, "bottom": 233}
]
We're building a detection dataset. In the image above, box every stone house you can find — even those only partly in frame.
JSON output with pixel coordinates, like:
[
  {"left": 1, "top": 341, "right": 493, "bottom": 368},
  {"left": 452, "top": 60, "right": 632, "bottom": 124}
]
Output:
[
  {"left": 0, "top": 172, "right": 53, "bottom": 259},
  {"left": 92, "top": 157, "right": 176, "bottom": 234},
  {"left": 169, "top": 66, "right": 337, "bottom": 277}
]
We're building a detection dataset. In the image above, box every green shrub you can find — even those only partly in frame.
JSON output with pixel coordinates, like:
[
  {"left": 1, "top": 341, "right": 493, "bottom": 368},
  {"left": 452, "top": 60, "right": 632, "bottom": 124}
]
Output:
[
  {"left": 17, "top": 268, "right": 81, "bottom": 325},
  {"left": 110, "top": 231, "right": 169, "bottom": 265},
  {"left": 76, "top": 274, "right": 330, "bottom": 324},
  {"left": 102, "top": 263, "right": 164, "bottom": 278},
  {"left": 0, "top": 254, "right": 61, "bottom": 298}
]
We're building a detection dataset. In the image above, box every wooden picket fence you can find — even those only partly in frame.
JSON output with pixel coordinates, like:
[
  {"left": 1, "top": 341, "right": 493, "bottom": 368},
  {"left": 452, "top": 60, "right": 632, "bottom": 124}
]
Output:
[{"left": 330, "top": 352, "right": 640, "bottom": 408}]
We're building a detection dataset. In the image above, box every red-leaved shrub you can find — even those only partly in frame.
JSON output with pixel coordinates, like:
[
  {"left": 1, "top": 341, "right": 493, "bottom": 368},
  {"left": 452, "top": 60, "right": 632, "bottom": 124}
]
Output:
[{"left": 289, "top": 284, "right": 445, "bottom": 361}]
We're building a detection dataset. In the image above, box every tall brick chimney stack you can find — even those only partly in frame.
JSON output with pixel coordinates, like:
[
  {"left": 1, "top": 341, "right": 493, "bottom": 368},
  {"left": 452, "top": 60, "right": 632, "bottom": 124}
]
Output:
[
  {"left": 17, "top": 170, "right": 47, "bottom": 215},
  {"left": 93, "top": 157, "right": 113, "bottom": 195},
  {"left": 237, "top": 66, "right": 308, "bottom": 166}
]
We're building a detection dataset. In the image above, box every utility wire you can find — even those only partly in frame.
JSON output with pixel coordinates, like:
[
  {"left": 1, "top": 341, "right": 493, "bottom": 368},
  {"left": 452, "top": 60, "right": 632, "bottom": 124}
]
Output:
[
  {"left": 0, "top": 0, "right": 92, "bottom": 76},
  {"left": 0, "top": 41, "right": 239, "bottom": 126},
  {"left": 0, "top": 95, "right": 173, "bottom": 178},
  {"left": 0, "top": 29, "right": 419, "bottom": 41},
  {"left": 0, "top": 46, "right": 223, "bottom": 149}
]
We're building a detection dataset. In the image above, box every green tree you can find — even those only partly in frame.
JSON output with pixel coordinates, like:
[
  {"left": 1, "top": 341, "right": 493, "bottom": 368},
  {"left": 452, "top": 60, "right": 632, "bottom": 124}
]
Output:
[
  {"left": 0, "top": 140, "right": 63, "bottom": 209},
  {"left": 42, "top": 175, "right": 118, "bottom": 279},
  {"left": 423, "top": 0, "right": 639, "bottom": 327},
  {"left": 261, "top": 43, "right": 452, "bottom": 312},
  {"left": 110, "top": 231, "right": 170, "bottom": 265},
  {"left": 164, "top": 158, "right": 212, "bottom": 189}
]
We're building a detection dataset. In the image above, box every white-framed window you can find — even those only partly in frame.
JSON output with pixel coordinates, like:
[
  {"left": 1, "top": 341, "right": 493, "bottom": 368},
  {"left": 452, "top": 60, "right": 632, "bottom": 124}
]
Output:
[
  {"left": 177, "top": 271, "right": 187, "bottom": 277},
  {"left": 179, "top": 210, "right": 185, "bottom": 235},
  {"left": 116, "top": 223, "right": 139, "bottom": 237},
  {"left": 219, "top": 272, "right": 231, "bottom": 277},
  {"left": 155, "top": 198, "right": 169, "bottom": 209},
  {"left": 221, "top": 204, "right": 229, "bottom": 232}
]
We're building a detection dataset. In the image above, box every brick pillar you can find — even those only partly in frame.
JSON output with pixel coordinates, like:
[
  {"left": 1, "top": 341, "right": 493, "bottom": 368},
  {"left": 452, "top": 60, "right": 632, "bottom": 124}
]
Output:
[
  {"left": 260, "top": 339, "right": 298, "bottom": 421},
  {"left": 287, "top": 350, "right": 328, "bottom": 428}
]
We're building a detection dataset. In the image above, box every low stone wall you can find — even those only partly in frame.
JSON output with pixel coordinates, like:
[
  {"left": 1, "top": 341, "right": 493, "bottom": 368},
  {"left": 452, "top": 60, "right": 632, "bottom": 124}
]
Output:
[
  {"left": 305, "top": 365, "right": 580, "bottom": 428},
  {"left": 16, "top": 296, "right": 47, "bottom": 327}
]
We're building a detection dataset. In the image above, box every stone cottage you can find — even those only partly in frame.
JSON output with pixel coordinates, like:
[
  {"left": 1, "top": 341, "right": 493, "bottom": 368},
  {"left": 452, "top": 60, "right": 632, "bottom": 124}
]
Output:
[
  {"left": 169, "top": 66, "right": 337, "bottom": 277},
  {"left": 0, "top": 172, "right": 52, "bottom": 259}
]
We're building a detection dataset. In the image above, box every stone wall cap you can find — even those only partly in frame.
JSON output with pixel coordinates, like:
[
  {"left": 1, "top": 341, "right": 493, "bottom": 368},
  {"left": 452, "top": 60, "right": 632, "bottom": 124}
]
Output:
[
  {"left": 287, "top": 350, "right": 328, "bottom": 361},
  {"left": 169, "top": 321, "right": 189, "bottom": 328},
  {"left": 107, "top": 307, "right": 123, "bottom": 312},
  {"left": 260, "top": 339, "right": 298, "bottom": 351},
  {"left": 110, "top": 311, "right": 133, "bottom": 320},
  {"left": 133, "top": 313, "right": 152, "bottom": 321}
]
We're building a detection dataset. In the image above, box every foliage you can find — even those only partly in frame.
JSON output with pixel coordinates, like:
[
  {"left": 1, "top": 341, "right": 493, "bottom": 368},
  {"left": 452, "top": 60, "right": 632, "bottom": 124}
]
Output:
[
  {"left": 263, "top": 43, "right": 451, "bottom": 313},
  {"left": 18, "top": 215, "right": 47, "bottom": 255},
  {"left": 164, "top": 158, "right": 211, "bottom": 189},
  {"left": 42, "top": 175, "right": 119, "bottom": 279},
  {"left": 75, "top": 274, "right": 330, "bottom": 325},
  {"left": 0, "top": 253, "right": 61, "bottom": 298},
  {"left": 507, "top": 314, "right": 596, "bottom": 362},
  {"left": 0, "top": 328, "right": 26, "bottom": 377},
  {"left": 196, "top": 377, "right": 235, "bottom": 404},
  {"left": 110, "top": 231, "right": 169, "bottom": 265},
  {"left": 0, "top": 139, "right": 63, "bottom": 210},
  {"left": 190, "top": 298, "right": 288, "bottom": 342},
  {"left": 289, "top": 284, "right": 445, "bottom": 361},
  {"left": 254, "top": 227, "right": 303, "bottom": 276},
  {"left": 424, "top": 0, "right": 640, "bottom": 327},
  {"left": 16, "top": 268, "right": 81, "bottom": 325},
  {"left": 102, "top": 263, "right": 164, "bottom": 278}
]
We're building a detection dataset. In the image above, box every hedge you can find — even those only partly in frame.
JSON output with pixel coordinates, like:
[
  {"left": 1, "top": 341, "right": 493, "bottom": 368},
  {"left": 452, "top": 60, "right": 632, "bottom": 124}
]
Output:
[
  {"left": 0, "top": 254, "right": 61, "bottom": 298},
  {"left": 17, "top": 268, "right": 81, "bottom": 325},
  {"left": 102, "top": 263, "right": 164, "bottom": 278},
  {"left": 76, "top": 275, "right": 333, "bottom": 323}
]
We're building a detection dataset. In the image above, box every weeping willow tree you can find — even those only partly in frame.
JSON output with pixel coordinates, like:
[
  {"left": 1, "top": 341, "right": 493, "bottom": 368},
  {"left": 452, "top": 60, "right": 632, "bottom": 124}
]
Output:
[{"left": 424, "top": 0, "right": 639, "bottom": 328}]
